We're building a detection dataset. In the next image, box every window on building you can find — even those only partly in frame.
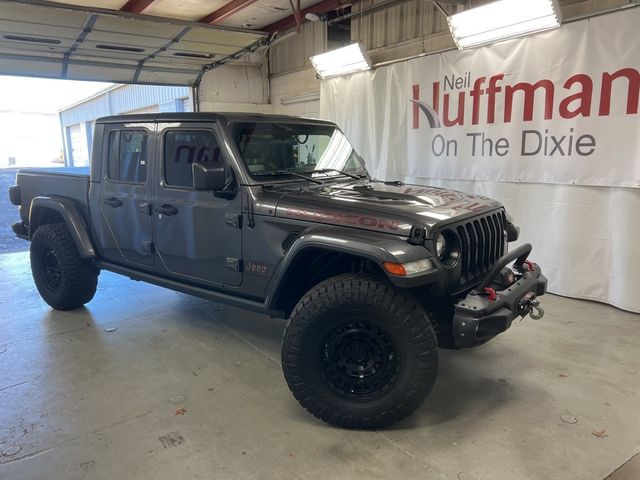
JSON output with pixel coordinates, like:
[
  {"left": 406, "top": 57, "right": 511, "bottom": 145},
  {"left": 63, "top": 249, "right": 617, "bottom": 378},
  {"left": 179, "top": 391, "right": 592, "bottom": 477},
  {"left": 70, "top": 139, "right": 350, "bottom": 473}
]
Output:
[
  {"left": 163, "top": 130, "right": 222, "bottom": 188},
  {"left": 107, "top": 130, "right": 147, "bottom": 183}
]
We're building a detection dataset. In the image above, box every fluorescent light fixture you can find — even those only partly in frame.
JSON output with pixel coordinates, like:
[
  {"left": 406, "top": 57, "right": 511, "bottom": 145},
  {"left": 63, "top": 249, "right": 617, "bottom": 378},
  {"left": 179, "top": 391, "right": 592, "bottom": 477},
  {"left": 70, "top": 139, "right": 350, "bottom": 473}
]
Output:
[
  {"left": 310, "top": 43, "right": 371, "bottom": 79},
  {"left": 447, "top": 0, "right": 562, "bottom": 50},
  {"left": 280, "top": 92, "right": 320, "bottom": 105}
]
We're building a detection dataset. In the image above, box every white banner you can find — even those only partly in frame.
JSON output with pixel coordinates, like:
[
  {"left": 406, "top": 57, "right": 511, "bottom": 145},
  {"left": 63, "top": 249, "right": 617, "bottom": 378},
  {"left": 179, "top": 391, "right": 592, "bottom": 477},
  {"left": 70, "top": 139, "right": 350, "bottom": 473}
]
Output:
[
  {"left": 321, "top": 8, "right": 640, "bottom": 188},
  {"left": 320, "top": 9, "right": 640, "bottom": 313}
]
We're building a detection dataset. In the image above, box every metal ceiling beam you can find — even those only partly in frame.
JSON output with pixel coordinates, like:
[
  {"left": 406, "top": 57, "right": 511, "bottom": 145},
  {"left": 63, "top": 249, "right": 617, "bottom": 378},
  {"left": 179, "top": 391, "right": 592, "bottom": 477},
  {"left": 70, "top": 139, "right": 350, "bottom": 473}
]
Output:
[
  {"left": 287, "top": 0, "right": 302, "bottom": 32},
  {"left": 262, "top": 0, "right": 347, "bottom": 33},
  {"left": 199, "top": 0, "right": 259, "bottom": 24},
  {"left": 328, "top": 0, "right": 404, "bottom": 24},
  {"left": 120, "top": 0, "right": 156, "bottom": 14}
]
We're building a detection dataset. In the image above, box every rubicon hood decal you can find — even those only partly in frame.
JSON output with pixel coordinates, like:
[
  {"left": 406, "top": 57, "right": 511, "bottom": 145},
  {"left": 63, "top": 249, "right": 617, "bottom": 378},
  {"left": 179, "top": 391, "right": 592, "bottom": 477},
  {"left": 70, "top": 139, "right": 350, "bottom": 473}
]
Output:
[
  {"left": 281, "top": 207, "right": 402, "bottom": 232},
  {"left": 274, "top": 181, "right": 502, "bottom": 235}
]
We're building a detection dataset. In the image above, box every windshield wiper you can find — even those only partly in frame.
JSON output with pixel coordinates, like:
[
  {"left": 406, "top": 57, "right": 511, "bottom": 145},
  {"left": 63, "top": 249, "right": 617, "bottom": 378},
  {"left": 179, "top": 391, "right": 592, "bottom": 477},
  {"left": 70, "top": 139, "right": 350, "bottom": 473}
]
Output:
[
  {"left": 303, "top": 168, "right": 364, "bottom": 180},
  {"left": 252, "top": 170, "right": 323, "bottom": 184}
]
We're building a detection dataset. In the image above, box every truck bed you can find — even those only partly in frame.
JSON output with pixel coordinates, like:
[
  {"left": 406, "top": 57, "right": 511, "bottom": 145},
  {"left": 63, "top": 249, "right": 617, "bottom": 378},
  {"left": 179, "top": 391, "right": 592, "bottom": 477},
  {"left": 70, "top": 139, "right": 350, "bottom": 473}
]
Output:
[{"left": 16, "top": 167, "right": 91, "bottom": 226}]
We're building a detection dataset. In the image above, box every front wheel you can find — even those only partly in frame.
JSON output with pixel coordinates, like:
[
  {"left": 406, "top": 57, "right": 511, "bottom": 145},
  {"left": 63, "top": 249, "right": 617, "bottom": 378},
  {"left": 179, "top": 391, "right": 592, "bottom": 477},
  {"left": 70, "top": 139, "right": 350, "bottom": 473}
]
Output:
[
  {"left": 282, "top": 274, "right": 438, "bottom": 429},
  {"left": 30, "top": 223, "right": 99, "bottom": 311}
]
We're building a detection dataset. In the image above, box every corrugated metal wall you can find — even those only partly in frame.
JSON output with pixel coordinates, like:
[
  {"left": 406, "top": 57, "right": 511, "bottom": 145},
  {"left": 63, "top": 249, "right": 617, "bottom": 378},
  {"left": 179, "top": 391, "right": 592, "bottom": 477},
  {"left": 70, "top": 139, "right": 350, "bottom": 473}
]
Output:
[
  {"left": 350, "top": 0, "right": 449, "bottom": 51},
  {"left": 350, "top": 0, "right": 633, "bottom": 56},
  {"left": 109, "top": 85, "right": 190, "bottom": 116},
  {"left": 264, "top": 0, "right": 632, "bottom": 121},
  {"left": 266, "top": 0, "right": 632, "bottom": 77},
  {"left": 60, "top": 83, "right": 191, "bottom": 166},
  {"left": 59, "top": 84, "right": 191, "bottom": 126},
  {"left": 269, "top": 21, "right": 327, "bottom": 76},
  {"left": 267, "top": 0, "right": 474, "bottom": 76}
]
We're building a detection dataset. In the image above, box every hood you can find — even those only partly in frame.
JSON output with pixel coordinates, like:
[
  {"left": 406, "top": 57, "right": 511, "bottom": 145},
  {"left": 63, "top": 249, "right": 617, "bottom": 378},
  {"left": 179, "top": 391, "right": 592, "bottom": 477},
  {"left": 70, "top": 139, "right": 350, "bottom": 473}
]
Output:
[{"left": 274, "top": 180, "right": 503, "bottom": 237}]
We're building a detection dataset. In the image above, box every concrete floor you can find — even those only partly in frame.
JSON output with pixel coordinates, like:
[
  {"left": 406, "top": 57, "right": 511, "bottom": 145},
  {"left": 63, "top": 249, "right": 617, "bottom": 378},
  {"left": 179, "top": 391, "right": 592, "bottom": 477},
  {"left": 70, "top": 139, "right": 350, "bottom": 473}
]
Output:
[{"left": 1, "top": 250, "right": 639, "bottom": 480}]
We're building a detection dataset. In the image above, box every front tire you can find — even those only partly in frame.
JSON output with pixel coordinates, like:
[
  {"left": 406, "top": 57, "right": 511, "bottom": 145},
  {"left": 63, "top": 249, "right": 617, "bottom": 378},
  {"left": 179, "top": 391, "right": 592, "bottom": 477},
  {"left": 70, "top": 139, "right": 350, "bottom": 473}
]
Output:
[
  {"left": 282, "top": 274, "right": 438, "bottom": 429},
  {"left": 30, "top": 223, "right": 99, "bottom": 311}
]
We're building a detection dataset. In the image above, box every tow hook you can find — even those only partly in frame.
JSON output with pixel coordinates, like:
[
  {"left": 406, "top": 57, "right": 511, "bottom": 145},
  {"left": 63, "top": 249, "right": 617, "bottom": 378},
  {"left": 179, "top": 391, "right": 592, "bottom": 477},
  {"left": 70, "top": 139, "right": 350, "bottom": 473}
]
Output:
[{"left": 518, "top": 292, "right": 545, "bottom": 320}]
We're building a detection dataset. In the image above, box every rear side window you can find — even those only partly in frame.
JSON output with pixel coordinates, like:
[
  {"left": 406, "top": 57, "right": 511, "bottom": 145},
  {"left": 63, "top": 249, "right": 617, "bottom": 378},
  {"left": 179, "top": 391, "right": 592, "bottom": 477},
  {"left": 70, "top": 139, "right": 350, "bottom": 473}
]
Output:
[
  {"left": 164, "top": 130, "right": 222, "bottom": 188},
  {"left": 107, "top": 130, "right": 148, "bottom": 183}
]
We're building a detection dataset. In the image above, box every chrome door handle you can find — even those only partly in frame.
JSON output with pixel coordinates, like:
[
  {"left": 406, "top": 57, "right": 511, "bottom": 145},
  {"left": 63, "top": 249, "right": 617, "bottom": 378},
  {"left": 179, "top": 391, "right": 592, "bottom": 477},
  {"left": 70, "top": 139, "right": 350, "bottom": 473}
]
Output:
[
  {"left": 155, "top": 204, "right": 178, "bottom": 216},
  {"left": 103, "top": 197, "right": 123, "bottom": 208}
]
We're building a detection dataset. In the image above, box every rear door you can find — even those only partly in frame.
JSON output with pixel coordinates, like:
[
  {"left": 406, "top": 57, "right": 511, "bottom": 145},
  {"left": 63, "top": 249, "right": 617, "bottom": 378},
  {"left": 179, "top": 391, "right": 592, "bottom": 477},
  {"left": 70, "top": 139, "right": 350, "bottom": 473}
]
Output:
[
  {"left": 152, "top": 123, "right": 242, "bottom": 286},
  {"left": 96, "top": 123, "right": 154, "bottom": 266}
]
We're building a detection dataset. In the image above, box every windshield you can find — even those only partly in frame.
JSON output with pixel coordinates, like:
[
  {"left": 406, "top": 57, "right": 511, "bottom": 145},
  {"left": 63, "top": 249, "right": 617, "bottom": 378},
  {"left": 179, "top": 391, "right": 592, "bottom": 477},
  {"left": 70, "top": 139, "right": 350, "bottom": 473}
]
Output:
[{"left": 230, "top": 122, "right": 367, "bottom": 181}]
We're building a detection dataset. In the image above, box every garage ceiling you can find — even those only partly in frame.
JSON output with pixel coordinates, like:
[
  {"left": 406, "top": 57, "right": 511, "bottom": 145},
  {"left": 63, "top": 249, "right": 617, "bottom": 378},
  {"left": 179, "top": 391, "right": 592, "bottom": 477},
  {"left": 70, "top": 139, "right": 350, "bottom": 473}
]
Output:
[
  {"left": 0, "top": 0, "right": 350, "bottom": 85},
  {"left": 0, "top": 0, "right": 272, "bottom": 85},
  {"left": 56, "top": 0, "right": 325, "bottom": 30}
]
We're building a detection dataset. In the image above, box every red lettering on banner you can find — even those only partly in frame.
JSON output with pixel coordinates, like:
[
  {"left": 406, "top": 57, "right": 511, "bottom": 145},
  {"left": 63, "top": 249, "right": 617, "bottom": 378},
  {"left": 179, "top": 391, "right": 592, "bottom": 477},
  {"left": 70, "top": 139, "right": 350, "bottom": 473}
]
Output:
[
  {"left": 599, "top": 68, "right": 640, "bottom": 116},
  {"left": 470, "top": 76, "right": 485, "bottom": 125},
  {"left": 443, "top": 91, "right": 465, "bottom": 126},
  {"left": 486, "top": 74, "right": 503, "bottom": 124},
  {"left": 411, "top": 68, "right": 639, "bottom": 127},
  {"left": 504, "top": 80, "right": 555, "bottom": 122},
  {"left": 432, "top": 81, "right": 440, "bottom": 115},
  {"left": 412, "top": 84, "right": 420, "bottom": 128},
  {"left": 560, "top": 74, "right": 593, "bottom": 118}
]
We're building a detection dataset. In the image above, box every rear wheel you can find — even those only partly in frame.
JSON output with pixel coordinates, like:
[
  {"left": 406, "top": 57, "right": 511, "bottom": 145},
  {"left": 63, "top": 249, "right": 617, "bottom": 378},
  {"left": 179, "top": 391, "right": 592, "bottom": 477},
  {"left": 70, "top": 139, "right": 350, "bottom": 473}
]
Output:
[
  {"left": 281, "top": 274, "right": 438, "bottom": 429},
  {"left": 30, "top": 223, "right": 99, "bottom": 310}
]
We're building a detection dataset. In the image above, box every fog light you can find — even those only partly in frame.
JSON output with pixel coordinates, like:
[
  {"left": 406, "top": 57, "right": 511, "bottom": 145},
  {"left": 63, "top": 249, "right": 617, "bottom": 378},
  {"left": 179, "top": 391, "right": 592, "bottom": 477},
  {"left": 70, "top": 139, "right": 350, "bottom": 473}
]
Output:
[{"left": 383, "top": 259, "right": 434, "bottom": 276}]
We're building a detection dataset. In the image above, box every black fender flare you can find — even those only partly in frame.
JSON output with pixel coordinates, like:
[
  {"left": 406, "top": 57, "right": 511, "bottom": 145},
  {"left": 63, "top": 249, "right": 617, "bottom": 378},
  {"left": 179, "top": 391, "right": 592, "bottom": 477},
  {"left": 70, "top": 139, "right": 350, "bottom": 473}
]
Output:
[
  {"left": 29, "top": 195, "right": 96, "bottom": 259},
  {"left": 265, "top": 226, "right": 436, "bottom": 311}
]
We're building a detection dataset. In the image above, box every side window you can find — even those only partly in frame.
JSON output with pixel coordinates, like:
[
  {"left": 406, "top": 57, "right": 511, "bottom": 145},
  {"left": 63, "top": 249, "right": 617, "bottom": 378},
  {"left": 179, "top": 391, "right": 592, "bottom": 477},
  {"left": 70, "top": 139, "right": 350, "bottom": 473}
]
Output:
[
  {"left": 164, "top": 130, "right": 222, "bottom": 188},
  {"left": 107, "top": 130, "right": 147, "bottom": 183}
]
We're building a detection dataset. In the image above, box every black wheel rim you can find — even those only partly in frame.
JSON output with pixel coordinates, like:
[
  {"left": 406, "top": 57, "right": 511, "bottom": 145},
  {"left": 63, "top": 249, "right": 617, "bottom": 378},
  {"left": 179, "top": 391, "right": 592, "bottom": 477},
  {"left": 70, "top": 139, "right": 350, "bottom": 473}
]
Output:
[
  {"left": 42, "top": 248, "right": 62, "bottom": 289},
  {"left": 319, "top": 320, "right": 399, "bottom": 400}
]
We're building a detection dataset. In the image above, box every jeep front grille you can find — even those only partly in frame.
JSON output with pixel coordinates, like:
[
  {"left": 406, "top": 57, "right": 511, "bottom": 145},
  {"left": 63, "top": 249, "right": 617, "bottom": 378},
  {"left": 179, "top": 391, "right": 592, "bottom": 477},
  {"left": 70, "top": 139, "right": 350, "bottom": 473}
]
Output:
[{"left": 456, "top": 210, "right": 507, "bottom": 284}]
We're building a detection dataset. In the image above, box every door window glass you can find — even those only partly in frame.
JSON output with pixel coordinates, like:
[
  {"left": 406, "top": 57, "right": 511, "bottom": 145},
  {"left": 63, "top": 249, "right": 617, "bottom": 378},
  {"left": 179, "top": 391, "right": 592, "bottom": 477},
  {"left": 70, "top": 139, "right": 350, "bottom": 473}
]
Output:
[
  {"left": 107, "top": 130, "right": 148, "bottom": 183},
  {"left": 164, "top": 130, "right": 222, "bottom": 188}
]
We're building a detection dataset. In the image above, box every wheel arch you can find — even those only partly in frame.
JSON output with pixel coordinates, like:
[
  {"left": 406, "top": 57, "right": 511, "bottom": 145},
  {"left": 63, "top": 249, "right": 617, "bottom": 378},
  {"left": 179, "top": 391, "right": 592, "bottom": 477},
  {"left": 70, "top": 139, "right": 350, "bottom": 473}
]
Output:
[
  {"left": 29, "top": 196, "right": 96, "bottom": 259},
  {"left": 265, "top": 227, "right": 432, "bottom": 316}
]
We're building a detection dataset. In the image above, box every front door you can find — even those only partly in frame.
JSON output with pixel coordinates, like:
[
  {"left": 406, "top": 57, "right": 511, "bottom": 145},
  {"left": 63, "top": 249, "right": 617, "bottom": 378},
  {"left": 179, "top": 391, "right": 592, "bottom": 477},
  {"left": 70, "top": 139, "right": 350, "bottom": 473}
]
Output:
[
  {"left": 152, "top": 124, "right": 242, "bottom": 286},
  {"left": 97, "top": 124, "right": 154, "bottom": 266}
]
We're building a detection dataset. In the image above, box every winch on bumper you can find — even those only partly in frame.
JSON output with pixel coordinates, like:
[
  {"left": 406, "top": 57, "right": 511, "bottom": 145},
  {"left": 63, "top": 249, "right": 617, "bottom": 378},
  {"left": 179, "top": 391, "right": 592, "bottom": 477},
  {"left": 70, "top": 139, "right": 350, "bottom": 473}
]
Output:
[{"left": 452, "top": 243, "right": 547, "bottom": 348}]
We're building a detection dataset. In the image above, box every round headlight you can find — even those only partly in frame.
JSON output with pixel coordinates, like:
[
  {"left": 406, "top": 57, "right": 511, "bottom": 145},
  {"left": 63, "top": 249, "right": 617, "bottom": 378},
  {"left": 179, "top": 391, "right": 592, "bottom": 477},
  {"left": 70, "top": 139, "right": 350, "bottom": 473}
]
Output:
[
  {"left": 435, "top": 233, "right": 446, "bottom": 258},
  {"left": 435, "top": 230, "right": 461, "bottom": 267}
]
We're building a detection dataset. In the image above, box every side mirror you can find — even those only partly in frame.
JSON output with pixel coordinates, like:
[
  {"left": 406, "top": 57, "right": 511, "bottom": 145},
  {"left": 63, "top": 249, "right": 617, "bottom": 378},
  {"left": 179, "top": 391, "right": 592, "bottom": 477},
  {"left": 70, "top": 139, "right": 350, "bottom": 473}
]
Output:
[{"left": 192, "top": 162, "right": 226, "bottom": 191}]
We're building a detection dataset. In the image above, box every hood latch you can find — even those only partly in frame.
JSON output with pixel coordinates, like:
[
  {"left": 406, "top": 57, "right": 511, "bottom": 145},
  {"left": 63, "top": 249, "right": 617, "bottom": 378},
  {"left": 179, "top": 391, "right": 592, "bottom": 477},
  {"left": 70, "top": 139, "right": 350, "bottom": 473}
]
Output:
[{"left": 408, "top": 225, "right": 426, "bottom": 245}]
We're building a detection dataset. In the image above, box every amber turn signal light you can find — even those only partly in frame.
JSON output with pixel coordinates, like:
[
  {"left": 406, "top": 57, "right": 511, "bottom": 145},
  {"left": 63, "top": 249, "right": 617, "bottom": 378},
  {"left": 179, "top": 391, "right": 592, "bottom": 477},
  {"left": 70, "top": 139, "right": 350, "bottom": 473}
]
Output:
[
  {"left": 383, "top": 262, "right": 407, "bottom": 276},
  {"left": 383, "top": 259, "right": 434, "bottom": 276}
]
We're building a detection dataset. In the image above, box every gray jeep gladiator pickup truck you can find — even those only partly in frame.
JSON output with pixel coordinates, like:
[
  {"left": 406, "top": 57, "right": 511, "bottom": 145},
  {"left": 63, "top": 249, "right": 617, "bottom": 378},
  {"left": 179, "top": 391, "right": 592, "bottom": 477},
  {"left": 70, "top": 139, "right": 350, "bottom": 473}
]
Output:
[{"left": 9, "top": 113, "right": 546, "bottom": 428}]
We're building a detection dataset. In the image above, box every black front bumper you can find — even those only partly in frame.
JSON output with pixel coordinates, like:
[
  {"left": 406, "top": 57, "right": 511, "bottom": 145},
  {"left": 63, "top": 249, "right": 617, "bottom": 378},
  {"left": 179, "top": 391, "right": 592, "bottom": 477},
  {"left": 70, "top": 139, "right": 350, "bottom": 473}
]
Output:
[{"left": 452, "top": 243, "right": 547, "bottom": 348}]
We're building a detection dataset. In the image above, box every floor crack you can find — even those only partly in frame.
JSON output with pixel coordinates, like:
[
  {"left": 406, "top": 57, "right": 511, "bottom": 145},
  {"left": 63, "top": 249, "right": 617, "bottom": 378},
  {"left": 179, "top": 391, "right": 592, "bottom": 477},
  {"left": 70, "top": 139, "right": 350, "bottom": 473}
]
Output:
[
  {"left": 0, "top": 446, "right": 56, "bottom": 465},
  {"left": 0, "top": 379, "right": 31, "bottom": 393},
  {"left": 221, "top": 321, "right": 281, "bottom": 367},
  {"left": 375, "top": 431, "right": 442, "bottom": 475}
]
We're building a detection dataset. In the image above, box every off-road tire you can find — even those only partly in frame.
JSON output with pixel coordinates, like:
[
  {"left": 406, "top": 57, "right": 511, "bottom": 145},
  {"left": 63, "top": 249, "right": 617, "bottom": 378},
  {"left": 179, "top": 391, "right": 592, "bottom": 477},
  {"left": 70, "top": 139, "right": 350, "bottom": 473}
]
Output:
[
  {"left": 282, "top": 273, "right": 438, "bottom": 429},
  {"left": 30, "top": 223, "right": 99, "bottom": 311}
]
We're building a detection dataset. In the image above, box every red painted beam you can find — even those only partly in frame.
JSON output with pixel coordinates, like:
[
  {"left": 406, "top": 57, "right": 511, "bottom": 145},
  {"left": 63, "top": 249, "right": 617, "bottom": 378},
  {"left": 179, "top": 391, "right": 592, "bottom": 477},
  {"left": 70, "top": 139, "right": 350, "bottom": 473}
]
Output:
[
  {"left": 120, "top": 0, "right": 156, "bottom": 14},
  {"left": 262, "top": 0, "right": 347, "bottom": 33},
  {"left": 199, "top": 0, "right": 259, "bottom": 24}
]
